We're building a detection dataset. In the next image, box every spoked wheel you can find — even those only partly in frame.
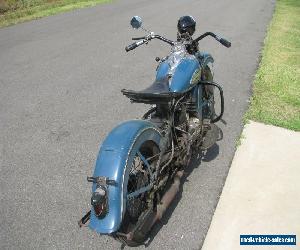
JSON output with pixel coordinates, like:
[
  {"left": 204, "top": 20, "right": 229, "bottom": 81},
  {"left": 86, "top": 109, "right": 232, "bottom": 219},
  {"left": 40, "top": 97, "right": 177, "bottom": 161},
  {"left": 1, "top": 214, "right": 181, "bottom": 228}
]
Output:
[
  {"left": 116, "top": 140, "right": 159, "bottom": 246},
  {"left": 202, "top": 65, "right": 215, "bottom": 120},
  {"left": 200, "top": 66, "right": 222, "bottom": 150}
]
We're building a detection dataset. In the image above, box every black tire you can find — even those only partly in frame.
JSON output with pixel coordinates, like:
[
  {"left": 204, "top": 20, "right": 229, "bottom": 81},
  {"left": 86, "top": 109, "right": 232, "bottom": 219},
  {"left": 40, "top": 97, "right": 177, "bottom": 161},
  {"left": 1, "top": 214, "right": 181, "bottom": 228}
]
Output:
[
  {"left": 202, "top": 66, "right": 215, "bottom": 120},
  {"left": 117, "top": 140, "right": 159, "bottom": 245}
]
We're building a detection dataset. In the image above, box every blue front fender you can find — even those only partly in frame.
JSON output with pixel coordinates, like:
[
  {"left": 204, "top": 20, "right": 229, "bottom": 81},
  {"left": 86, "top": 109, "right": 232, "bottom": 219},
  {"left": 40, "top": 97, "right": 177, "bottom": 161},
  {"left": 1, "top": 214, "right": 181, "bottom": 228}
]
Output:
[
  {"left": 197, "top": 51, "right": 214, "bottom": 68},
  {"left": 89, "top": 120, "right": 162, "bottom": 234}
]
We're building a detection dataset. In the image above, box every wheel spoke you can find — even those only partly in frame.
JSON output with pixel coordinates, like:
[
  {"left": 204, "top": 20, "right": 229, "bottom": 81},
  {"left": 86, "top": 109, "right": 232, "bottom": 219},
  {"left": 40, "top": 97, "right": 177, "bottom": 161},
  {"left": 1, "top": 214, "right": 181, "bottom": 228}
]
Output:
[
  {"left": 137, "top": 151, "right": 154, "bottom": 181},
  {"left": 122, "top": 141, "right": 159, "bottom": 240},
  {"left": 127, "top": 183, "right": 152, "bottom": 199}
]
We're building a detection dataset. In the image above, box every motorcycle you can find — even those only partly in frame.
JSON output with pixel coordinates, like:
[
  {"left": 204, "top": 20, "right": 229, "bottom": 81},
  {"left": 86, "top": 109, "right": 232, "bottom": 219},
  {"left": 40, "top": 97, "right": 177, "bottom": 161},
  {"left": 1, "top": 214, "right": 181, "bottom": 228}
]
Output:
[{"left": 79, "top": 16, "right": 231, "bottom": 246}]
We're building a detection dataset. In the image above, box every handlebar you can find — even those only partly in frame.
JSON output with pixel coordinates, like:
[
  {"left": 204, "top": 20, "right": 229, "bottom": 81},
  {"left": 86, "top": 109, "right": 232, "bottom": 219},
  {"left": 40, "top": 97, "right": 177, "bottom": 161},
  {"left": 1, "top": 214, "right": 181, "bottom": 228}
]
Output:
[
  {"left": 125, "top": 34, "right": 174, "bottom": 52},
  {"left": 125, "top": 42, "right": 139, "bottom": 52},
  {"left": 125, "top": 32, "right": 231, "bottom": 52},
  {"left": 125, "top": 40, "right": 147, "bottom": 52},
  {"left": 154, "top": 35, "right": 174, "bottom": 45},
  {"left": 194, "top": 32, "right": 231, "bottom": 48},
  {"left": 219, "top": 38, "right": 231, "bottom": 48}
]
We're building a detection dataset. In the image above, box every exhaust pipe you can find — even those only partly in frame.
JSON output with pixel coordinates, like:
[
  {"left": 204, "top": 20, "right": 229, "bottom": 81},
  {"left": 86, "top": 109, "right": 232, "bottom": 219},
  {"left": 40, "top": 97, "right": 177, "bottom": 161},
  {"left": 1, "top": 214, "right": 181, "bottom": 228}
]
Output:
[
  {"left": 119, "top": 170, "right": 184, "bottom": 242},
  {"left": 151, "top": 170, "right": 183, "bottom": 225}
]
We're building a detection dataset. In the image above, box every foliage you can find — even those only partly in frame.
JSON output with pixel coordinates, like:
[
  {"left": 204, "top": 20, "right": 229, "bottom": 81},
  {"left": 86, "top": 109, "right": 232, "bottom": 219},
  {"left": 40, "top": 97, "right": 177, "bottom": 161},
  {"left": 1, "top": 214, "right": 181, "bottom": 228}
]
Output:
[
  {"left": 246, "top": 0, "right": 300, "bottom": 131},
  {"left": 0, "top": 0, "right": 111, "bottom": 27}
]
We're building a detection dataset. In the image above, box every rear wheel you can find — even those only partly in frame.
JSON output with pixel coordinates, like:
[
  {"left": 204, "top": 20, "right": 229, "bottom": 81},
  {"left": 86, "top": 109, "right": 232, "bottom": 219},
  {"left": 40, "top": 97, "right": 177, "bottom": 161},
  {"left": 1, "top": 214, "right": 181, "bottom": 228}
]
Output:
[{"left": 117, "top": 140, "right": 159, "bottom": 246}]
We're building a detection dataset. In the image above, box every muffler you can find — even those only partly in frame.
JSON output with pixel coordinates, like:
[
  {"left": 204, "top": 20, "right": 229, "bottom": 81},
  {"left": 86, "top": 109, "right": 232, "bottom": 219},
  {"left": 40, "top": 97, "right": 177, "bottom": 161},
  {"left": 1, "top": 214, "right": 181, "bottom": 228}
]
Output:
[{"left": 118, "top": 170, "right": 184, "bottom": 243}]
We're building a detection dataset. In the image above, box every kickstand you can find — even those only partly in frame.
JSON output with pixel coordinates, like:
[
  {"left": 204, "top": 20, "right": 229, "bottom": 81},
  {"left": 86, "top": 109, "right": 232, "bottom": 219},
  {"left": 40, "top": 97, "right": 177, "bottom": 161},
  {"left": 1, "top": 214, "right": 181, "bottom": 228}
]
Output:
[{"left": 78, "top": 210, "right": 91, "bottom": 228}]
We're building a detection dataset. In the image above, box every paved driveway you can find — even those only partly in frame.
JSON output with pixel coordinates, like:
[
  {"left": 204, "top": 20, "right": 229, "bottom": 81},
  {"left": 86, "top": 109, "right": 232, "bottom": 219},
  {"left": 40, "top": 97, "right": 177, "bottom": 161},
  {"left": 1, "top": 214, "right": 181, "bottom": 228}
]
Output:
[{"left": 0, "top": 0, "right": 275, "bottom": 249}]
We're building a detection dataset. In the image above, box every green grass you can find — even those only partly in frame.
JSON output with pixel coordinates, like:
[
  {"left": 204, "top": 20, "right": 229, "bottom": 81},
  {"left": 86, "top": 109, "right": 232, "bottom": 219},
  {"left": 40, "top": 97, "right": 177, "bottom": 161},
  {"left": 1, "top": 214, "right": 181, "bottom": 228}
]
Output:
[
  {"left": 235, "top": 133, "right": 245, "bottom": 148},
  {"left": 0, "top": 0, "right": 111, "bottom": 27},
  {"left": 246, "top": 0, "right": 300, "bottom": 131}
]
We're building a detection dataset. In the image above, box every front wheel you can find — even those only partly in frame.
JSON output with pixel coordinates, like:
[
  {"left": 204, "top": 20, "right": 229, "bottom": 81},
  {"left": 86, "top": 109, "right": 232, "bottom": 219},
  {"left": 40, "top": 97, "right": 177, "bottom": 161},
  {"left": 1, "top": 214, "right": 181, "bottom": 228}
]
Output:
[{"left": 202, "top": 65, "right": 215, "bottom": 120}]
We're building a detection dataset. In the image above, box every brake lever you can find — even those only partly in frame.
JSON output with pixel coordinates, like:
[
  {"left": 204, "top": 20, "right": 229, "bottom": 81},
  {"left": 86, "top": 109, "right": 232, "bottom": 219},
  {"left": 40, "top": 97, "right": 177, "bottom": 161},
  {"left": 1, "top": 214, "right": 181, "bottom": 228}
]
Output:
[{"left": 132, "top": 37, "right": 146, "bottom": 40}]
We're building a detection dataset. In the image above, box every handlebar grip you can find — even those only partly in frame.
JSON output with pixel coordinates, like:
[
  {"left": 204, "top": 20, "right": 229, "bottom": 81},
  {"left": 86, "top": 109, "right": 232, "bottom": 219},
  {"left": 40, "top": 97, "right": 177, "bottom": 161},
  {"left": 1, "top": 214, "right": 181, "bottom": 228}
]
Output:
[
  {"left": 125, "top": 42, "right": 138, "bottom": 52},
  {"left": 87, "top": 176, "right": 95, "bottom": 182},
  {"left": 219, "top": 38, "right": 231, "bottom": 48}
]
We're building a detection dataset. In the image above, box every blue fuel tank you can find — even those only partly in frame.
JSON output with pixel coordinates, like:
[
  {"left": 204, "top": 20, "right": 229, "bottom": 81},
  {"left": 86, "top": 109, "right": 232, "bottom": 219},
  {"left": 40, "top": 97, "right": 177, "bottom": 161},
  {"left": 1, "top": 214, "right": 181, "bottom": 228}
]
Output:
[{"left": 155, "top": 54, "right": 201, "bottom": 92}]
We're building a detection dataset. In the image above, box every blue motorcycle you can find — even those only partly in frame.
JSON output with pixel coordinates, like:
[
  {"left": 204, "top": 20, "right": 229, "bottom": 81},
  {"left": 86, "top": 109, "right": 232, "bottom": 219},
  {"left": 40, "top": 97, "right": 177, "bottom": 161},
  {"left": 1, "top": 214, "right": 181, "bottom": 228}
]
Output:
[{"left": 79, "top": 15, "right": 231, "bottom": 246}]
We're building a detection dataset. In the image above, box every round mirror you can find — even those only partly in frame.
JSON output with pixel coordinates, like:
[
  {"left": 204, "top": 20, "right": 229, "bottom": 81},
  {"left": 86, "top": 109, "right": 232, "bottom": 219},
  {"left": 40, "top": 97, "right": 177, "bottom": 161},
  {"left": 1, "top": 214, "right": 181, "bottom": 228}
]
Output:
[{"left": 130, "top": 16, "right": 142, "bottom": 29}]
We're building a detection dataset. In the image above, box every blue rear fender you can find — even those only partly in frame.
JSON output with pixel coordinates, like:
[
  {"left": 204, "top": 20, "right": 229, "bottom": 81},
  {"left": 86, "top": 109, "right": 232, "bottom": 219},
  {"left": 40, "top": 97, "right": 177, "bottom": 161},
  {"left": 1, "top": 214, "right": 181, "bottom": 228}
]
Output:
[{"left": 89, "top": 120, "right": 162, "bottom": 234}]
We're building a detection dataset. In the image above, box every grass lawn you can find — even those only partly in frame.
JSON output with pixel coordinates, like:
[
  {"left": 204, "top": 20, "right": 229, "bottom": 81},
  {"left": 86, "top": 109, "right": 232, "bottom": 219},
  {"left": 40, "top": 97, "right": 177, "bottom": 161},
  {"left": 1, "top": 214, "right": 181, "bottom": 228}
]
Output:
[
  {"left": 0, "top": 0, "right": 111, "bottom": 28},
  {"left": 246, "top": 0, "right": 300, "bottom": 131}
]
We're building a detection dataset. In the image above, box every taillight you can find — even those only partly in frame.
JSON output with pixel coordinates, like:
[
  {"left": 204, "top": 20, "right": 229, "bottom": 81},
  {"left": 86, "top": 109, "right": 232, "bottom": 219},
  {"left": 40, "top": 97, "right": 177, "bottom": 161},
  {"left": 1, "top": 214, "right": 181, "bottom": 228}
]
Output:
[{"left": 91, "top": 186, "right": 108, "bottom": 218}]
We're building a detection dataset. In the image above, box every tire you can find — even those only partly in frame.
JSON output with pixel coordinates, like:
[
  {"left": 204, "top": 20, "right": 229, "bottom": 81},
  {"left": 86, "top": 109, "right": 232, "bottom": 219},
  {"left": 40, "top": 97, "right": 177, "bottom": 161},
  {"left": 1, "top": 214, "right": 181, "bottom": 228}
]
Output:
[
  {"left": 117, "top": 140, "right": 160, "bottom": 245},
  {"left": 202, "top": 66, "right": 215, "bottom": 120}
]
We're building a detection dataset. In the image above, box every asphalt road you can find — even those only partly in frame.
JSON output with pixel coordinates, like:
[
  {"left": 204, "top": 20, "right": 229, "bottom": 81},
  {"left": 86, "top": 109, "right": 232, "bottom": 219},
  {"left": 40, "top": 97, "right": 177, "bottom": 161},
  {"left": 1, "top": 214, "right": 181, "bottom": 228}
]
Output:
[{"left": 0, "top": 0, "right": 275, "bottom": 249}]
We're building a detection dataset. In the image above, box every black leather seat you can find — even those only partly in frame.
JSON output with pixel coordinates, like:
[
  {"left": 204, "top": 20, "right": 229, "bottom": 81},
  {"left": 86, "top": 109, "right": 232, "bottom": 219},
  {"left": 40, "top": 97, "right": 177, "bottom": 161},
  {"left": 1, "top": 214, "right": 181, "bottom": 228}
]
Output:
[{"left": 121, "top": 77, "right": 183, "bottom": 104}]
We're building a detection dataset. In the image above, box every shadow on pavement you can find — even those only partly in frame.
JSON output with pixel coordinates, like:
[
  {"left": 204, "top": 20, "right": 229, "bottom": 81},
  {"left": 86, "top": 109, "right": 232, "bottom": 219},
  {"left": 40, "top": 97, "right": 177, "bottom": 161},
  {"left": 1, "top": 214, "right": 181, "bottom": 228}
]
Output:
[{"left": 142, "top": 142, "right": 220, "bottom": 248}]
